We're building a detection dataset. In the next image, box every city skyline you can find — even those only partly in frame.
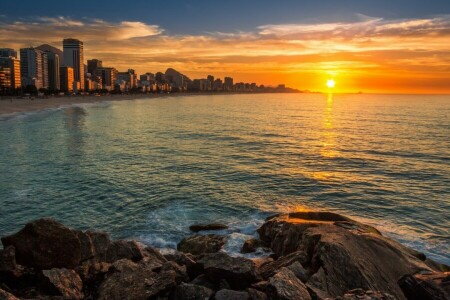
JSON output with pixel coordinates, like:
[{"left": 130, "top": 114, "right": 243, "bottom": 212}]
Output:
[{"left": 1, "top": 0, "right": 450, "bottom": 93}]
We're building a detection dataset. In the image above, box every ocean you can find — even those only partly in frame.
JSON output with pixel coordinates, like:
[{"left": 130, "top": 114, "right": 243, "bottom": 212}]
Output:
[{"left": 0, "top": 93, "right": 449, "bottom": 264}]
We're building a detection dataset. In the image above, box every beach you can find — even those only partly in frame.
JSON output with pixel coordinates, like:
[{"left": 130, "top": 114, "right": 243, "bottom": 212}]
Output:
[{"left": 0, "top": 94, "right": 170, "bottom": 115}]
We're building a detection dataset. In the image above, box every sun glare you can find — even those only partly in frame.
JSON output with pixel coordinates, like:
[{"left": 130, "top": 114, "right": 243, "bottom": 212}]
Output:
[{"left": 326, "top": 79, "right": 336, "bottom": 89}]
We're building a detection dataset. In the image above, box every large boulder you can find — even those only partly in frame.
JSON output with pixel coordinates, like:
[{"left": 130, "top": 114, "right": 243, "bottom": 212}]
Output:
[
  {"left": 178, "top": 234, "right": 226, "bottom": 255},
  {"left": 1, "top": 218, "right": 81, "bottom": 269},
  {"left": 41, "top": 268, "right": 83, "bottom": 299},
  {"left": 98, "top": 259, "right": 177, "bottom": 300},
  {"left": 258, "top": 212, "right": 441, "bottom": 299},
  {"left": 103, "top": 240, "right": 144, "bottom": 263},
  {"left": 197, "top": 252, "right": 258, "bottom": 290},
  {"left": 169, "top": 282, "right": 214, "bottom": 300},
  {"left": 241, "top": 238, "right": 265, "bottom": 254},
  {"left": 267, "top": 267, "right": 311, "bottom": 300},
  {"left": 258, "top": 250, "right": 308, "bottom": 279},
  {"left": 189, "top": 224, "right": 228, "bottom": 232}
]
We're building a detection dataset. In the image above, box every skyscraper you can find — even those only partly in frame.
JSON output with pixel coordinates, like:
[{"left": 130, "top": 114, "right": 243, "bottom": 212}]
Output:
[
  {"left": 20, "top": 47, "right": 48, "bottom": 89},
  {"left": 60, "top": 66, "right": 74, "bottom": 92},
  {"left": 0, "top": 48, "right": 17, "bottom": 59},
  {"left": 63, "top": 38, "right": 84, "bottom": 90},
  {"left": 224, "top": 77, "right": 234, "bottom": 91},
  {"left": 46, "top": 52, "right": 60, "bottom": 91},
  {"left": 87, "top": 59, "right": 102, "bottom": 74}
]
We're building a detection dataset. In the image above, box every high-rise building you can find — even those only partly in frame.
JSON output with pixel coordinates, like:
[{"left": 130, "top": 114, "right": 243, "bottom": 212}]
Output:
[
  {"left": 117, "top": 69, "right": 137, "bottom": 90},
  {"left": 44, "top": 52, "right": 60, "bottom": 91},
  {"left": 0, "top": 56, "right": 21, "bottom": 89},
  {"left": 95, "top": 67, "right": 117, "bottom": 91},
  {"left": 63, "top": 38, "right": 84, "bottom": 90},
  {"left": 60, "top": 66, "right": 74, "bottom": 92},
  {"left": 224, "top": 77, "right": 233, "bottom": 91},
  {"left": 20, "top": 47, "right": 48, "bottom": 89},
  {"left": 0, "top": 48, "right": 17, "bottom": 59},
  {"left": 87, "top": 59, "right": 102, "bottom": 74},
  {"left": 207, "top": 75, "right": 214, "bottom": 84}
]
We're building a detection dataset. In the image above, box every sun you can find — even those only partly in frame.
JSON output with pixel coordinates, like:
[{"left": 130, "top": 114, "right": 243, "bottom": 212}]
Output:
[{"left": 326, "top": 79, "right": 336, "bottom": 88}]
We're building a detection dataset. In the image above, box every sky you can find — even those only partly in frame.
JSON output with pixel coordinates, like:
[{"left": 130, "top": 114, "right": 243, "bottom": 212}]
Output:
[{"left": 1, "top": 0, "right": 450, "bottom": 93}]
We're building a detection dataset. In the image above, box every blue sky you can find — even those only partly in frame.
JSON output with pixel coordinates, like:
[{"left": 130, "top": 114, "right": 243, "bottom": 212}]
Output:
[{"left": 2, "top": 0, "right": 450, "bottom": 34}]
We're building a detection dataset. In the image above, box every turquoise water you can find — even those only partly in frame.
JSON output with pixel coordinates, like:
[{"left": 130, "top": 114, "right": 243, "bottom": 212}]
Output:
[{"left": 0, "top": 93, "right": 449, "bottom": 264}]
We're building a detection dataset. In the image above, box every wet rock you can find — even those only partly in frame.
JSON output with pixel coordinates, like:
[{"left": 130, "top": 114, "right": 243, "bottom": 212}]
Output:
[
  {"left": 215, "top": 289, "right": 249, "bottom": 300},
  {"left": 0, "top": 246, "right": 16, "bottom": 272},
  {"left": 169, "top": 283, "right": 213, "bottom": 300},
  {"left": 398, "top": 273, "right": 449, "bottom": 300},
  {"left": 1, "top": 218, "right": 81, "bottom": 269},
  {"left": 197, "top": 252, "right": 258, "bottom": 290},
  {"left": 178, "top": 235, "right": 226, "bottom": 255},
  {"left": 103, "top": 240, "right": 144, "bottom": 263},
  {"left": 241, "top": 239, "right": 265, "bottom": 254},
  {"left": 41, "top": 268, "right": 83, "bottom": 299},
  {"left": 98, "top": 259, "right": 177, "bottom": 300},
  {"left": 258, "top": 250, "right": 308, "bottom": 279},
  {"left": 247, "top": 288, "right": 268, "bottom": 300},
  {"left": 0, "top": 288, "right": 19, "bottom": 300},
  {"left": 189, "top": 224, "right": 228, "bottom": 232},
  {"left": 267, "top": 267, "right": 311, "bottom": 300},
  {"left": 258, "top": 212, "right": 440, "bottom": 299}
]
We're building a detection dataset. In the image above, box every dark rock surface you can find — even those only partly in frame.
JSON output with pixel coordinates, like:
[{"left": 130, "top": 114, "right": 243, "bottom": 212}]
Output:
[
  {"left": 1, "top": 213, "right": 448, "bottom": 300},
  {"left": 215, "top": 289, "right": 249, "bottom": 300},
  {"left": 189, "top": 224, "right": 229, "bottom": 232},
  {"left": 41, "top": 268, "right": 83, "bottom": 299},
  {"left": 198, "top": 252, "right": 258, "bottom": 290},
  {"left": 178, "top": 234, "right": 226, "bottom": 255},
  {"left": 241, "top": 238, "right": 265, "bottom": 254},
  {"left": 267, "top": 267, "right": 311, "bottom": 300},
  {"left": 0, "top": 246, "right": 16, "bottom": 272},
  {"left": 169, "top": 282, "right": 214, "bottom": 300},
  {"left": 1, "top": 218, "right": 82, "bottom": 269}
]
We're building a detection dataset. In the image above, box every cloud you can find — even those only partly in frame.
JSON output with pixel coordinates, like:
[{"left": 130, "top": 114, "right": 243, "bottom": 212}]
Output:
[{"left": 0, "top": 15, "right": 449, "bottom": 92}]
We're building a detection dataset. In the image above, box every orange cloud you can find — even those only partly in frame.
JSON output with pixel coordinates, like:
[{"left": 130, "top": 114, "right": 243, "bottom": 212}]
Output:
[{"left": 0, "top": 15, "right": 449, "bottom": 93}]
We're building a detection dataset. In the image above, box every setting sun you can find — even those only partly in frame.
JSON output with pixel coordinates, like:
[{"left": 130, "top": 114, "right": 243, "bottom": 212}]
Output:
[{"left": 326, "top": 79, "right": 336, "bottom": 89}]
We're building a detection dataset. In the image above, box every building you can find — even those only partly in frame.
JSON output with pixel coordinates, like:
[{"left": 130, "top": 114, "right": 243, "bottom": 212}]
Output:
[
  {"left": 63, "top": 38, "right": 84, "bottom": 90},
  {"left": 87, "top": 59, "right": 102, "bottom": 75},
  {"left": 20, "top": 47, "right": 48, "bottom": 89},
  {"left": 95, "top": 67, "right": 117, "bottom": 91},
  {"left": 0, "top": 56, "right": 21, "bottom": 90},
  {"left": 207, "top": 75, "right": 214, "bottom": 85},
  {"left": 165, "top": 68, "right": 191, "bottom": 91},
  {"left": 140, "top": 72, "right": 154, "bottom": 82},
  {"left": 45, "top": 52, "right": 60, "bottom": 91},
  {"left": 0, "top": 48, "right": 17, "bottom": 58},
  {"left": 60, "top": 66, "right": 74, "bottom": 92},
  {"left": 117, "top": 69, "right": 137, "bottom": 90},
  {"left": 0, "top": 63, "right": 11, "bottom": 93},
  {"left": 224, "top": 77, "right": 233, "bottom": 91},
  {"left": 213, "top": 78, "right": 223, "bottom": 91}
]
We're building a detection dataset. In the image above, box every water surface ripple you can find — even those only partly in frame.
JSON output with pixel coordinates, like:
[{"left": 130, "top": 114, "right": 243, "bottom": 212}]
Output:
[{"left": 0, "top": 94, "right": 449, "bottom": 263}]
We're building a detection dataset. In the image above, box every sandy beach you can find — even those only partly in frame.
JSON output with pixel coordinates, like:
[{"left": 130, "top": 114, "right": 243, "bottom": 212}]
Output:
[{"left": 0, "top": 94, "right": 177, "bottom": 116}]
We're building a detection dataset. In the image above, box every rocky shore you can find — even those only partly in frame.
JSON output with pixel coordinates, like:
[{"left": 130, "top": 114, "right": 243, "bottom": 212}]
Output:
[{"left": 0, "top": 211, "right": 448, "bottom": 300}]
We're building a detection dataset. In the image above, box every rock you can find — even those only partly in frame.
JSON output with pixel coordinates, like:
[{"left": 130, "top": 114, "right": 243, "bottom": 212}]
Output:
[
  {"left": 258, "top": 250, "right": 308, "bottom": 279},
  {"left": 41, "top": 268, "right": 83, "bottom": 299},
  {"left": 86, "top": 231, "right": 111, "bottom": 256},
  {"left": 215, "top": 289, "right": 249, "bottom": 300},
  {"left": 189, "top": 224, "right": 228, "bottom": 232},
  {"left": 241, "top": 239, "right": 265, "bottom": 254},
  {"left": 398, "top": 273, "right": 449, "bottom": 300},
  {"left": 75, "top": 231, "right": 95, "bottom": 261},
  {"left": 0, "top": 246, "right": 16, "bottom": 272},
  {"left": 169, "top": 283, "right": 213, "bottom": 300},
  {"left": 258, "top": 212, "right": 440, "bottom": 299},
  {"left": 247, "top": 288, "right": 268, "bottom": 300},
  {"left": 0, "top": 288, "right": 19, "bottom": 300},
  {"left": 178, "top": 235, "right": 226, "bottom": 255},
  {"left": 333, "top": 288, "right": 397, "bottom": 300},
  {"left": 286, "top": 261, "right": 309, "bottom": 283},
  {"left": 251, "top": 281, "right": 270, "bottom": 292},
  {"left": 160, "top": 261, "right": 189, "bottom": 283},
  {"left": 103, "top": 240, "right": 144, "bottom": 263},
  {"left": 251, "top": 257, "right": 273, "bottom": 269},
  {"left": 1, "top": 218, "right": 81, "bottom": 269},
  {"left": 267, "top": 268, "right": 311, "bottom": 300},
  {"left": 190, "top": 274, "right": 219, "bottom": 290},
  {"left": 98, "top": 259, "right": 177, "bottom": 300},
  {"left": 197, "top": 252, "right": 258, "bottom": 290}
]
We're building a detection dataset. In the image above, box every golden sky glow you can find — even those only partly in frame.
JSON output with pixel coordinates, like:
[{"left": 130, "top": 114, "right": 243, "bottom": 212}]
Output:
[{"left": 1, "top": 15, "right": 450, "bottom": 93}]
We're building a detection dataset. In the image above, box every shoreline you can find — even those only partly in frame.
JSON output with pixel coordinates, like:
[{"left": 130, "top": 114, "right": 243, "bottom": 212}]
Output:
[{"left": 0, "top": 91, "right": 299, "bottom": 117}]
